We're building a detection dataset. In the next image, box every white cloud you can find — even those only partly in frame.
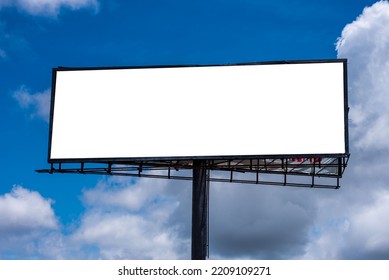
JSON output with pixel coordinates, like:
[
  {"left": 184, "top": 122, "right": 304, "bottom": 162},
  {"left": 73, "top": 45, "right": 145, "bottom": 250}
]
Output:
[
  {"left": 303, "top": 189, "right": 389, "bottom": 259},
  {"left": 301, "top": 0, "right": 389, "bottom": 260},
  {"left": 0, "top": 185, "right": 58, "bottom": 232},
  {"left": 0, "top": 179, "right": 190, "bottom": 259},
  {"left": 0, "top": 0, "right": 99, "bottom": 16},
  {"left": 71, "top": 176, "right": 190, "bottom": 259},
  {"left": 72, "top": 211, "right": 185, "bottom": 259},
  {"left": 336, "top": 0, "right": 389, "bottom": 151},
  {"left": 82, "top": 176, "right": 169, "bottom": 211},
  {"left": 13, "top": 86, "right": 50, "bottom": 122},
  {"left": 346, "top": 191, "right": 389, "bottom": 258},
  {"left": 0, "top": 186, "right": 59, "bottom": 258}
]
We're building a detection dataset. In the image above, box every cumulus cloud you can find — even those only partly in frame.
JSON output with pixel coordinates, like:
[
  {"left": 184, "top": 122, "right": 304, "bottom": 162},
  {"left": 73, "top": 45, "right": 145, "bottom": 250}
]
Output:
[
  {"left": 303, "top": 189, "right": 389, "bottom": 260},
  {"left": 0, "top": 186, "right": 58, "bottom": 232},
  {"left": 336, "top": 0, "right": 389, "bottom": 194},
  {"left": 72, "top": 211, "right": 184, "bottom": 259},
  {"left": 336, "top": 0, "right": 389, "bottom": 151},
  {"left": 13, "top": 86, "right": 50, "bottom": 122},
  {"left": 82, "top": 176, "right": 169, "bottom": 211},
  {"left": 0, "top": 178, "right": 190, "bottom": 259},
  {"left": 0, "top": 0, "right": 99, "bottom": 16},
  {"left": 70, "top": 176, "right": 190, "bottom": 259},
  {"left": 302, "top": 0, "right": 389, "bottom": 260},
  {"left": 0, "top": 186, "right": 59, "bottom": 258},
  {"left": 344, "top": 190, "right": 389, "bottom": 259}
]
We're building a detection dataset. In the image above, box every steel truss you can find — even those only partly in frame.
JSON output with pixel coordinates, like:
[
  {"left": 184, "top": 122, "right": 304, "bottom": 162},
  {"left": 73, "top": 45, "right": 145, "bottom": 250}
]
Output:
[{"left": 37, "top": 155, "right": 349, "bottom": 189}]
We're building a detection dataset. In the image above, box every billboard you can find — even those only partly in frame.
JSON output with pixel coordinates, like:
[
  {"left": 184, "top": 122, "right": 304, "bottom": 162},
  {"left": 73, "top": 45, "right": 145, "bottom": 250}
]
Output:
[{"left": 48, "top": 60, "right": 348, "bottom": 163}]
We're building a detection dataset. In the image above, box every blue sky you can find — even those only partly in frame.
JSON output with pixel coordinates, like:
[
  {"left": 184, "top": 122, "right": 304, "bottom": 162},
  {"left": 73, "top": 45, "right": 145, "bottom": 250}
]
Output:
[{"left": 1, "top": 0, "right": 389, "bottom": 259}]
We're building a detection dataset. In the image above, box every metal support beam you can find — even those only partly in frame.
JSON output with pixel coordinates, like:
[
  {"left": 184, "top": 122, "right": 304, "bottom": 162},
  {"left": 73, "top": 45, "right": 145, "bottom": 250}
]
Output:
[{"left": 191, "top": 159, "right": 209, "bottom": 260}]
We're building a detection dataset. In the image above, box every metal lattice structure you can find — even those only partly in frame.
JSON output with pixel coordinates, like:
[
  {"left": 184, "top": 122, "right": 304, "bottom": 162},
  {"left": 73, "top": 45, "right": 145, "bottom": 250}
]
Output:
[{"left": 37, "top": 155, "right": 349, "bottom": 189}]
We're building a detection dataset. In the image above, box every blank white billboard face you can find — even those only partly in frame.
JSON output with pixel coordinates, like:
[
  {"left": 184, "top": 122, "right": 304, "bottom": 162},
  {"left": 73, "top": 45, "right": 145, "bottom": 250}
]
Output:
[{"left": 49, "top": 61, "right": 347, "bottom": 162}]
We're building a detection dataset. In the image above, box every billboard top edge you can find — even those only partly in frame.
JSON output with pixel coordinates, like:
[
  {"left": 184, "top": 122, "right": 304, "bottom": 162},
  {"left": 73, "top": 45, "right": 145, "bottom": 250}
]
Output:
[{"left": 53, "top": 58, "right": 347, "bottom": 72}]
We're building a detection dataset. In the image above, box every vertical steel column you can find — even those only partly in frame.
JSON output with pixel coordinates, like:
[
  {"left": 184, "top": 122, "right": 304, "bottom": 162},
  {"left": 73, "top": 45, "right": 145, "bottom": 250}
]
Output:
[{"left": 191, "top": 159, "right": 209, "bottom": 260}]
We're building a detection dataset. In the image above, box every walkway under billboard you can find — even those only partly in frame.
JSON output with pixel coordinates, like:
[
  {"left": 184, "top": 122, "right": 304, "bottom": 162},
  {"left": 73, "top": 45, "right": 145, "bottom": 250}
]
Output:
[{"left": 38, "top": 59, "right": 350, "bottom": 259}]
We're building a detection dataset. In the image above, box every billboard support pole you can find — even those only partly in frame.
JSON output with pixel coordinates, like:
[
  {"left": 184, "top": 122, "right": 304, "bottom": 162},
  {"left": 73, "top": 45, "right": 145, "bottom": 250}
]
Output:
[{"left": 191, "top": 159, "right": 209, "bottom": 260}]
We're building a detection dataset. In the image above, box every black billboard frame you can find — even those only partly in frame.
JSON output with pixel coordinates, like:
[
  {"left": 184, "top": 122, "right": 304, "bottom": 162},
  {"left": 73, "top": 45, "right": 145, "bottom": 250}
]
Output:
[{"left": 47, "top": 58, "right": 349, "bottom": 165}]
